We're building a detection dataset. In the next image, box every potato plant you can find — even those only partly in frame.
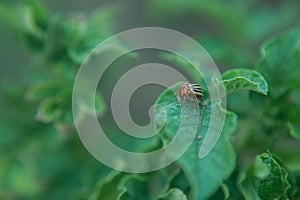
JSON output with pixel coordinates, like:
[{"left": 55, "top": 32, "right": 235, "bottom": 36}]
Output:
[{"left": 1, "top": 0, "right": 300, "bottom": 199}]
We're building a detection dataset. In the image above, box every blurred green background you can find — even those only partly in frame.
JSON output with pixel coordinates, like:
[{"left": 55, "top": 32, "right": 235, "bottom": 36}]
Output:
[{"left": 1, "top": 0, "right": 300, "bottom": 199}]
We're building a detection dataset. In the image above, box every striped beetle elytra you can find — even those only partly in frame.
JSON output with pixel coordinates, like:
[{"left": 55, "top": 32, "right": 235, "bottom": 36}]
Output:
[{"left": 177, "top": 82, "right": 203, "bottom": 103}]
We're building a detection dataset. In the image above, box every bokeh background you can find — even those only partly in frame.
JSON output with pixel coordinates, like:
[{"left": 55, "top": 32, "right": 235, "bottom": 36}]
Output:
[{"left": 1, "top": 0, "right": 300, "bottom": 199}]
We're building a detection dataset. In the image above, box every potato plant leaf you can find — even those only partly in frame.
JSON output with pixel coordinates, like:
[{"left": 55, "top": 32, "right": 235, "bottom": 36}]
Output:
[
  {"left": 254, "top": 27, "right": 300, "bottom": 140},
  {"left": 154, "top": 83, "right": 238, "bottom": 200},
  {"left": 258, "top": 28, "right": 300, "bottom": 93},
  {"left": 238, "top": 151, "right": 291, "bottom": 200},
  {"left": 222, "top": 68, "right": 268, "bottom": 95}
]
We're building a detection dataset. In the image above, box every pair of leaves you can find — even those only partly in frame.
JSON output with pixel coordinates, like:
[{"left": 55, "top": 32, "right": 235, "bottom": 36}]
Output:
[{"left": 153, "top": 67, "right": 268, "bottom": 199}]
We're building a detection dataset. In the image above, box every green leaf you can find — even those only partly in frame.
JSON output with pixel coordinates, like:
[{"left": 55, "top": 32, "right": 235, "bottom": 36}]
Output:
[
  {"left": 91, "top": 166, "right": 182, "bottom": 200},
  {"left": 23, "top": 0, "right": 48, "bottom": 29},
  {"left": 118, "top": 175, "right": 149, "bottom": 200},
  {"left": 238, "top": 151, "right": 291, "bottom": 200},
  {"left": 258, "top": 28, "right": 300, "bottom": 93},
  {"left": 0, "top": 0, "right": 47, "bottom": 34},
  {"left": 157, "top": 188, "right": 188, "bottom": 200},
  {"left": 222, "top": 68, "right": 268, "bottom": 95},
  {"left": 154, "top": 83, "right": 237, "bottom": 200},
  {"left": 219, "top": 182, "right": 230, "bottom": 200},
  {"left": 286, "top": 90, "right": 300, "bottom": 139},
  {"left": 35, "top": 96, "right": 64, "bottom": 123},
  {"left": 287, "top": 122, "right": 300, "bottom": 139},
  {"left": 89, "top": 171, "right": 125, "bottom": 200},
  {"left": 118, "top": 165, "right": 181, "bottom": 200},
  {"left": 30, "top": 79, "right": 105, "bottom": 128},
  {"left": 208, "top": 182, "right": 230, "bottom": 200},
  {"left": 168, "top": 169, "right": 191, "bottom": 197},
  {"left": 209, "top": 167, "right": 245, "bottom": 200},
  {"left": 247, "top": 28, "right": 300, "bottom": 140},
  {"left": 289, "top": 172, "right": 300, "bottom": 199}
]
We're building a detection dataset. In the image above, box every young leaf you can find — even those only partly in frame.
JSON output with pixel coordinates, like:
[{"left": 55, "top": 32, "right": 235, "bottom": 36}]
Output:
[
  {"left": 157, "top": 188, "right": 188, "bottom": 200},
  {"left": 222, "top": 68, "right": 268, "bottom": 95},
  {"left": 238, "top": 151, "right": 291, "bottom": 200},
  {"left": 154, "top": 83, "right": 238, "bottom": 200},
  {"left": 35, "top": 96, "right": 64, "bottom": 123}
]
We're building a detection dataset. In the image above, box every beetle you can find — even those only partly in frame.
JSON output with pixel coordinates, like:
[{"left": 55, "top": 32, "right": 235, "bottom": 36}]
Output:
[
  {"left": 178, "top": 82, "right": 206, "bottom": 157},
  {"left": 177, "top": 82, "right": 203, "bottom": 104}
]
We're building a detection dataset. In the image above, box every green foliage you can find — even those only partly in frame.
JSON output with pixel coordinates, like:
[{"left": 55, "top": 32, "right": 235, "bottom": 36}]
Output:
[
  {"left": 153, "top": 66, "right": 269, "bottom": 199},
  {"left": 238, "top": 151, "right": 290, "bottom": 200},
  {"left": 257, "top": 28, "right": 300, "bottom": 140},
  {"left": 1, "top": 0, "right": 300, "bottom": 200},
  {"left": 1, "top": 0, "right": 114, "bottom": 199}
]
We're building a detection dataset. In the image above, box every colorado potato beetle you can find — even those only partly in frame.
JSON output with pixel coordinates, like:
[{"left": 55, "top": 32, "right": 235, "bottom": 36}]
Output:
[{"left": 177, "top": 82, "right": 203, "bottom": 103}]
